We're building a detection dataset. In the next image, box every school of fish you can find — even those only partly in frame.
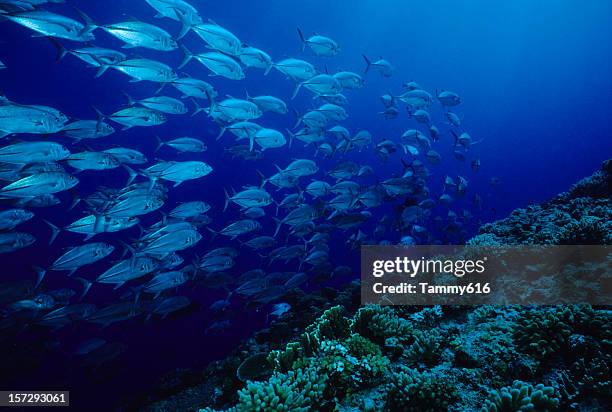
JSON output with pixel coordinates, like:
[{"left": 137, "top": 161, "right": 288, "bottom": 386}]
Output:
[{"left": 0, "top": 0, "right": 487, "bottom": 354}]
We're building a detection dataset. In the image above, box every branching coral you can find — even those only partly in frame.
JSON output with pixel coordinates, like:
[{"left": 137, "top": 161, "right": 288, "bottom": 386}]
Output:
[
  {"left": 384, "top": 367, "right": 457, "bottom": 411},
  {"left": 351, "top": 305, "right": 413, "bottom": 345},
  {"left": 481, "top": 380, "right": 560, "bottom": 412}
]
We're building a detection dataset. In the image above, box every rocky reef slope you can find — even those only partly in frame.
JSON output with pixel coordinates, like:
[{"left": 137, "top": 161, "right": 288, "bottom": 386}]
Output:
[{"left": 138, "top": 160, "right": 611, "bottom": 412}]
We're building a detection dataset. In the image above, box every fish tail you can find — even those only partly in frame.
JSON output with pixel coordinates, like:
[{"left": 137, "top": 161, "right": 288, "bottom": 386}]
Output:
[
  {"left": 178, "top": 44, "right": 193, "bottom": 69},
  {"left": 272, "top": 217, "right": 282, "bottom": 238},
  {"left": 297, "top": 27, "right": 306, "bottom": 52},
  {"left": 33, "top": 266, "right": 46, "bottom": 289},
  {"left": 291, "top": 81, "right": 303, "bottom": 100},
  {"left": 223, "top": 187, "right": 230, "bottom": 212},
  {"left": 264, "top": 63, "right": 273, "bottom": 76},
  {"left": 44, "top": 219, "right": 60, "bottom": 245},
  {"left": 285, "top": 128, "right": 295, "bottom": 149},
  {"left": 362, "top": 54, "right": 371, "bottom": 73},
  {"left": 205, "top": 227, "right": 218, "bottom": 241},
  {"left": 154, "top": 135, "right": 164, "bottom": 152},
  {"left": 123, "top": 165, "right": 137, "bottom": 186},
  {"left": 73, "top": 7, "right": 97, "bottom": 34},
  {"left": 256, "top": 169, "right": 266, "bottom": 188},
  {"left": 290, "top": 108, "right": 301, "bottom": 128},
  {"left": 176, "top": 12, "right": 192, "bottom": 40},
  {"left": 48, "top": 37, "right": 67, "bottom": 62},
  {"left": 122, "top": 91, "right": 136, "bottom": 107},
  {"left": 74, "top": 277, "right": 92, "bottom": 300},
  {"left": 191, "top": 98, "right": 205, "bottom": 117}
]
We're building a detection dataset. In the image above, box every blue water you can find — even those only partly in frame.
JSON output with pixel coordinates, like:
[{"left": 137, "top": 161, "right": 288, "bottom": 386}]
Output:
[{"left": 1, "top": 0, "right": 611, "bottom": 410}]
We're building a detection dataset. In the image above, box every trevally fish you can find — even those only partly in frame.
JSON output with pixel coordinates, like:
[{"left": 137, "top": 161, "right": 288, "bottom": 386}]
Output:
[
  {"left": 362, "top": 55, "right": 394, "bottom": 77},
  {"left": 52, "top": 41, "right": 126, "bottom": 67},
  {"left": 96, "top": 257, "right": 158, "bottom": 288},
  {"left": 0, "top": 141, "right": 70, "bottom": 164},
  {"left": 210, "top": 219, "right": 261, "bottom": 239},
  {"left": 171, "top": 76, "right": 217, "bottom": 100},
  {"left": 156, "top": 136, "right": 206, "bottom": 153},
  {"left": 179, "top": 46, "right": 244, "bottom": 80},
  {"left": 0, "top": 98, "right": 68, "bottom": 137},
  {"left": 141, "top": 229, "right": 202, "bottom": 255},
  {"left": 143, "top": 160, "right": 213, "bottom": 187},
  {"left": 297, "top": 28, "right": 340, "bottom": 56},
  {"left": 0, "top": 208, "right": 33, "bottom": 230},
  {"left": 283, "top": 159, "right": 318, "bottom": 177},
  {"left": 103, "top": 147, "right": 147, "bottom": 165},
  {"left": 62, "top": 119, "right": 115, "bottom": 140},
  {"left": 0, "top": 232, "right": 35, "bottom": 253},
  {"left": 57, "top": 215, "right": 139, "bottom": 242},
  {"left": 168, "top": 201, "right": 210, "bottom": 219},
  {"left": 97, "top": 106, "right": 166, "bottom": 130},
  {"left": 124, "top": 93, "right": 187, "bottom": 115},
  {"left": 224, "top": 187, "right": 272, "bottom": 211},
  {"left": 144, "top": 0, "right": 202, "bottom": 39},
  {"left": 96, "top": 58, "right": 177, "bottom": 82},
  {"left": 333, "top": 71, "right": 364, "bottom": 89},
  {"left": 67, "top": 151, "right": 120, "bottom": 172},
  {"left": 208, "top": 97, "right": 261, "bottom": 123},
  {"left": 141, "top": 271, "right": 188, "bottom": 298},
  {"left": 437, "top": 90, "right": 461, "bottom": 106},
  {"left": 1, "top": 9, "right": 96, "bottom": 42},
  {"left": 292, "top": 74, "right": 342, "bottom": 99},
  {"left": 273, "top": 58, "right": 316, "bottom": 81},
  {"left": 239, "top": 45, "right": 273, "bottom": 74},
  {"left": 191, "top": 20, "right": 242, "bottom": 55},
  {"left": 49, "top": 243, "right": 114, "bottom": 276},
  {"left": 246, "top": 93, "right": 287, "bottom": 114},
  {"left": 99, "top": 20, "right": 177, "bottom": 51},
  {"left": 0, "top": 172, "right": 78, "bottom": 198},
  {"left": 254, "top": 128, "right": 286, "bottom": 151}
]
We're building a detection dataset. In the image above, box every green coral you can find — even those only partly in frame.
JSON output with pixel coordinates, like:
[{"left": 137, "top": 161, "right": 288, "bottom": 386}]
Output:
[
  {"left": 351, "top": 305, "right": 413, "bottom": 345},
  {"left": 513, "top": 305, "right": 611, "bottom": 362},
  {"left": 384, "top": 367, "right": 458, "bottom": 411},
  {"left": 234, "top": 366, "right": 327, "bottom": 412},
  {"left": 482, "top": 380, "right": 560, "bottom": 412},
  {"left": 405, "top": 329, "right": 444, "bottom": 367},
  {"left": 268, "top": 305, "right": 351, "bottom": 371}
]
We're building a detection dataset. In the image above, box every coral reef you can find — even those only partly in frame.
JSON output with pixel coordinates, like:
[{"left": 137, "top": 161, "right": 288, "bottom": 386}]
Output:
[{"left": 137, "top": 161, "right": 611, "bottom": 411}]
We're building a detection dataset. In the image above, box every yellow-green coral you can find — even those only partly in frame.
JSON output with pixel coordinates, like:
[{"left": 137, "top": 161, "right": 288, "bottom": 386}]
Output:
[{"left": 482, "top": 380, "right": 560, "bottom": 412}]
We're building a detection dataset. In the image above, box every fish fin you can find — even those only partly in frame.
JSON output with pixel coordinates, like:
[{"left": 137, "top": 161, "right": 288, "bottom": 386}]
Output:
[
  {"left": 173, "top": 181, "right": 182, "bottom": 188},
  {"left": 191, "top": 98, "right": 205, "bottom": 117},
  {"left": 33, "top": 266, "right": 46, "bottom": 289},
  {"left": 178, "top": 44, "right": 193, "bottom": 69},
  {"left": 83, "top": 233, "right": 96, "bottom": 241},
  {"left": 47, "top": 37, "right": 67, "bottom": 61},
  {"left": 272, "top": 217, "right": 282, "bottom": 238},
  {"left": 296, "top": 27, "right": 305, "bottom": 52},
  {"left": 75, "top": 277, "right": 92, "bottom": 300},
  {"left": 154, "top": 135, "right": 164, "bottom": 152},
  {"left": 205, "top": 227, "right": 218, "bottom": 241},
  {"left": 264, "top": 64, "right": 272, "bottom": 76},
  {"left": 73, "top": 7, "right": 97, "bottom": 33},
  {"left": 286, "top": 129, "right": 294, "bottom": 149},
  {"left": 124, "top": 165, "right": 137, "bottom": 186},
  {"left": 95, "top": 65, "right": 110, "bottom": 78},
  {"left": 113, "top": 282, "right": 125, "bottom": 290},
  {"left": 223, "top": 188, "right": 230, "bottom": 212},
  {"left": 121, "top": 44, "right": 139, "bottom": 49},
  {"left": 121, "top": 125, "right": 133, "bottom": 131},
  {"left": 362, "top": 54, "right": 371, "bottom": 73},
  {"left": 291, "top": 82, "right": 303, "bottom": 100},
  {"left": 44, "top": 219, "right": 60, "bottom": 245},
  {"left": 176, "top": 13, "right": 191, "bottom": 40},
  {"left": 122, "top": 91, "right": 136, "bottom": 106}
]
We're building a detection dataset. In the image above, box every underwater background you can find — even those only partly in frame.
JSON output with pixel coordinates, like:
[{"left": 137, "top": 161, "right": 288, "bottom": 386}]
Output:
[{"left": 0, "top": 0, "right": 611, "bottom": 411}]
